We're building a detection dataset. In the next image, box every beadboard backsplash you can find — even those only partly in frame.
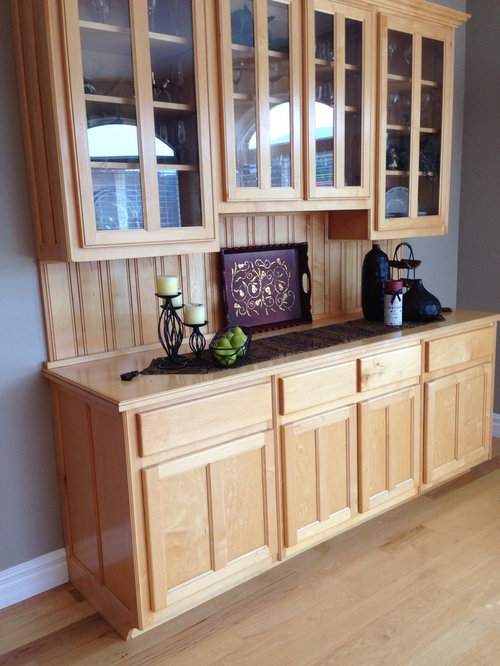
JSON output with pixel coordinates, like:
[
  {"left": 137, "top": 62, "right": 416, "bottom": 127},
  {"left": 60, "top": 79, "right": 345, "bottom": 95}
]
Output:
[{"left": 39, "top": 214, "right": 399, "bottom": 362}]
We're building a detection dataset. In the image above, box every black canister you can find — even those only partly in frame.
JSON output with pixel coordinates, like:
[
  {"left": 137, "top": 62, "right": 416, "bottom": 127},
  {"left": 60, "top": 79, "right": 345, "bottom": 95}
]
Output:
[{"left": 361, "top": 244, "right": 390, "bottom": 321}]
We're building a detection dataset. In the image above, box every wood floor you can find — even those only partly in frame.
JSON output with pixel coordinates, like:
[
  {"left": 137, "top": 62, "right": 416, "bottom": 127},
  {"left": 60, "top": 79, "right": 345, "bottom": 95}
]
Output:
[{"left": 2, "top": 438, "right": 500, "bottom": 666}]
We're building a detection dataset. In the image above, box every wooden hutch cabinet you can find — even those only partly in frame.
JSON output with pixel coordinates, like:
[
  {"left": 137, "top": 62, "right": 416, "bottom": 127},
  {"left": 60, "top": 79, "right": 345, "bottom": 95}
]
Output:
[{"left": 12, "top": 0, "right": 218, "bottom": 261}]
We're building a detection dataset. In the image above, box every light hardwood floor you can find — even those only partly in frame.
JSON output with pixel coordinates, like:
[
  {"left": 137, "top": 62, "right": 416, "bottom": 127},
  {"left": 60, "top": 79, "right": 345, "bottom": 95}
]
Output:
[{"left": 2, "top": 438, "right": 500, "bottom": 666}]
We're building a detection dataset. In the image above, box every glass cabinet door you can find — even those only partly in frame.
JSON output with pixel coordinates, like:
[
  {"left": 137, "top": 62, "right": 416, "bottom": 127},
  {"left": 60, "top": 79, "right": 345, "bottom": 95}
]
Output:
[
  {"left": 378, "top": 15, "right": 452, "bottom": 234},
  {"left": 306, "top": 1, "right": 372, "bottom": 200},
  {"left": 219, "top": 0, "right": 301, "bottom": 201},
  {"left": 63, "top": 0, "right": 215, "bottom": 250}
]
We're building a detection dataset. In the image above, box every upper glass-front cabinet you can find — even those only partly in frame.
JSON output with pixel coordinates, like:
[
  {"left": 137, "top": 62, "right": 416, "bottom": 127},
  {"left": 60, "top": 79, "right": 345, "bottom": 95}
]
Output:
[
  {"left": 60, "top": 0, "right": 216, "bottom": 256},
  {"left": 305, "top": 1, "right": 372, "bottom": 199},
  {"left": 218, "top": 0, "right": 301, "bottom": 201},
  {"left": 378, "top": 14, "right": 453, "bottom": 235}
]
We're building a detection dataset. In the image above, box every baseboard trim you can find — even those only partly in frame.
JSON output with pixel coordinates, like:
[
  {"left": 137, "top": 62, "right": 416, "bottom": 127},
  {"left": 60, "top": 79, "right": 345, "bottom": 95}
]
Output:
[
  {"left": 493, "top": 412, "right": 500, "bottom": 439},
  {"left": 0, "top": 548, "right": 69, "bottom": 609}
]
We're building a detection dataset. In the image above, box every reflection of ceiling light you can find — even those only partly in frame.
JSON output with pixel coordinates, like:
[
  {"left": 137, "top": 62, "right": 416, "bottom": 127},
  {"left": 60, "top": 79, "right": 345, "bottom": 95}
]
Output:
[
  {"left": 248, "top": 101, "right": 333, "bottom": 149},
  {"left": 87, "top": 124, "right": 174, "bottom": 159}
]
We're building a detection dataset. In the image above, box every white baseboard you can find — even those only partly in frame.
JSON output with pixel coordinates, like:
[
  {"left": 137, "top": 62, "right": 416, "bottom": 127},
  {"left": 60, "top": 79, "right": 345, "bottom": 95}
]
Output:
[
  {"left": 0, "top": 548, "right": 68, "bottom": 609},
  {"left": 494, "top": 412, "right": 500, "bottom": 439}
]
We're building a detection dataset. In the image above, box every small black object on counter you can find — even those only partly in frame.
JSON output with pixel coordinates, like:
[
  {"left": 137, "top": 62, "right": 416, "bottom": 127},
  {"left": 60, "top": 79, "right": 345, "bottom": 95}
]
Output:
[{"left": 362, "top": 244, "right": 390, "bottom": 321}]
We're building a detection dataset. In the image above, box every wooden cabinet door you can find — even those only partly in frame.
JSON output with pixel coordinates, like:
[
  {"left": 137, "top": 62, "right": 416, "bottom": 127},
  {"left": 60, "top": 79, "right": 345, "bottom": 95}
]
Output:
[
  {"left": 358, "top": 385, "right": 420, "bottom": 512},
  {"left": 305, "top": 0, "right": 373, "bottom": 199},
  {"left": 376, "top": 13, "right": 454, "bottom": 237},
  {"left": 281, "top": 405, "right": 357, "bottom": 553},
  {"left": 13, "top": 0, "right": 217, "bottom": 261},
  {"left": 218, "top": 0, "right": 302, "bottom": 202},
  {"left": 424, "top": 364, "right": 492, "bottom": 485},
  {"left": 142, "top": 431, "right": 277, "bottom": 612}
]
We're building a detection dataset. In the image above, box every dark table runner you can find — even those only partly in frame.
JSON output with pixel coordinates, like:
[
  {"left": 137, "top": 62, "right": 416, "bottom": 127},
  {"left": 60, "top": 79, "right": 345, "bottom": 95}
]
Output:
[{"left": 121, "top": 318, "right": 438, "bottom": 380}]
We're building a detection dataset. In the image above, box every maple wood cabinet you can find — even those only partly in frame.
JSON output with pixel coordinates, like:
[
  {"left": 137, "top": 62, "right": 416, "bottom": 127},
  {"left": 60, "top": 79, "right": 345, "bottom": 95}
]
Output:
[
  {"left": 13, "top": 0, "right": 468, "bottom": 248},
  {"left": 43, "top": 311, "right": 497, "bottom": 638},
  {"left": 12, "top": 0, "right": 218, "bottom": 261},
  {"left": 422, "top": 324, "right": 496, "bottom": 487}
]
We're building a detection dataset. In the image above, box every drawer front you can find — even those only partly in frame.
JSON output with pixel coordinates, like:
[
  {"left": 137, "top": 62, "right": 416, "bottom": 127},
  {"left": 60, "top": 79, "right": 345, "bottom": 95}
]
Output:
[
  {"left": 358, "top": 344, "right": 421, "bottom": 392},
  {"left": 425, "top": 326, "right": 495, "bottom": 373},
  {"left": 137, "top": 382, "right": 272, "bottom": 457},
  {"left": 279, "top": 361, "right": 357, "bottom": 415}
]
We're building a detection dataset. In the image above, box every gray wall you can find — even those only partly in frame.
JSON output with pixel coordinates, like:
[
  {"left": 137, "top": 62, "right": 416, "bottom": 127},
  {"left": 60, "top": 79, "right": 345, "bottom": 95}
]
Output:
[
  {"left": 0, "top": 3, "right": 63, "bottom": 570},
  {"left": 457, "top": 0, "right": 500, "bottom": 412}
]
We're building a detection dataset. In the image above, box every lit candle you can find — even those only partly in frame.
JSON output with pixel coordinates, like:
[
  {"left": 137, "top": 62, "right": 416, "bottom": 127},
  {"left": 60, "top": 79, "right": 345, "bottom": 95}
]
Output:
[
  {"left": 171, "top": 292, "right": 183, "bottom": 308},
  {"left": 156, "top": 275, "right": 179, "bottom": 296},
  {"left": 184, "top": 303, "right": 206, "bottom": 325}
]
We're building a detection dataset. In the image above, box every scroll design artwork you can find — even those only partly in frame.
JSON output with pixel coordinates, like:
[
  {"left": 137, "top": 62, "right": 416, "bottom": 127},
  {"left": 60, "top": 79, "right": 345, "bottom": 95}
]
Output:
[
  {"left": 230, "top": 257, "right": 296, "bottom": 319},
  {"left": 220, "top": 244, "right": 312, "bottom": 332}
]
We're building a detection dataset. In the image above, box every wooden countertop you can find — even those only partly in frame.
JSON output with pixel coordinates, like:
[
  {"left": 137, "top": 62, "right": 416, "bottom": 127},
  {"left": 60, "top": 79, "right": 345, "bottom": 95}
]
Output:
[{"left": 42, "top": 309, "right": 499, "bottom": 411}]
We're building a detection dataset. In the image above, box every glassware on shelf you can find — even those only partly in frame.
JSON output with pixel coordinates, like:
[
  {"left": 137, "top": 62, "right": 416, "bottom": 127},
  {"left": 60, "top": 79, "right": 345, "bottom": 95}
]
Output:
[
  {"left": 148, "top": 0, "right": 157, "bottom": 31},
  {"left": 232, "top": 60, "right": 245, "bottom": 86},
  {"left": 88, "top": 0, "right": 112, "bottom": 23}
]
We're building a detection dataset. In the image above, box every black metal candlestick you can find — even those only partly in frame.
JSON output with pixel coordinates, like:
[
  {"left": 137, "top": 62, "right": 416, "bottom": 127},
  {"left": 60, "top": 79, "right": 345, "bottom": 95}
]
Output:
[
  {"left": 185, "top": 321, "right": 209, "bottom": 362},
  {"left": 156, "top": 293, "right": 186, "bottom": 368}
]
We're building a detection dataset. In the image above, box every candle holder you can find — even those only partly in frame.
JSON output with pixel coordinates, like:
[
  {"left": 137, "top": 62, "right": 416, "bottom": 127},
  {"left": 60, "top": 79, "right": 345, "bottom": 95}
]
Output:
[
  {"left": 185, "top": 321, "right": 210, "bottom": 365},
  {"left": 156, "top": 293, "right": 187, "bottom": 368}
]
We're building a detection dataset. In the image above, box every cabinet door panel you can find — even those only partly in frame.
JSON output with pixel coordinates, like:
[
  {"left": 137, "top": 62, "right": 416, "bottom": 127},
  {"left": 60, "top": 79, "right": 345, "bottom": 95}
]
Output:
[
  {"left": 282, "top": 405, "right": 357, "bottom": 551},
  {"left": 142, "top": 431, "right": 277, "bottom": 612},
  {"left": 219, "top": 0, "right": 302, "bottom": 201},
  {"left": 377, "top": 14, "right": 453, "bottom": 236},
  {"left": 358, "top": 385, "right": 420, "bottom": 512},
  {"left": 424, "top": 364, "right": 492, "bottom": 485},
  {"left": 306, "top": 1, "right": 373, "bottom": 199}
]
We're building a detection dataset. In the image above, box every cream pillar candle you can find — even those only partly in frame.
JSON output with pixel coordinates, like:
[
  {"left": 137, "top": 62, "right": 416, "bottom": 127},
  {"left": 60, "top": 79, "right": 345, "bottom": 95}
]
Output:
[
  {"left": 156, "top": 275, "right": 179, "bottom": 296},
  {"left": 171, "top": 292, "right": 183, "bottom": 308},
  {"left": 184, "top": 303, "right": 206, "bottom": 325}
]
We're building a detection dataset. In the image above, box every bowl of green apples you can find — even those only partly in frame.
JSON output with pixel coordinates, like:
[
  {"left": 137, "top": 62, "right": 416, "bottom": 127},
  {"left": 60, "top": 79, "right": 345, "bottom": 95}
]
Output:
[{"left": 209, "top": 325, "right": 252, "bottom": 368}]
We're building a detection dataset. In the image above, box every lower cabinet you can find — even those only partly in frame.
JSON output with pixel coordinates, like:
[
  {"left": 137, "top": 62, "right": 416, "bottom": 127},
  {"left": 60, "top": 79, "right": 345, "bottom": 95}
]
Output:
[
  {"left": 142, "top": 430, "right": 277, "bottom": 613},
  {"left": 281, "top": 405, "right": 358, "bottom": 554},
  {"left": 358, "top": 385, "right": 421, "bottom": 512},
  {"left": 45, "top": 314, "right": 498, "bottom": 637},
  {"left": 423, "top": 363, "right": 492, "bottom": 485}
]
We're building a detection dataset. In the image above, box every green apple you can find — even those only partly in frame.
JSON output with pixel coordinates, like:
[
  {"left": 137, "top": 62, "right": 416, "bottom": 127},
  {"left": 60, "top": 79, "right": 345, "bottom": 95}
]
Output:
[
  {"left": 232, "top": 325, "right": 247, "bottom": 342},
  {"left": 231, "top": 333, "right": 246, "bottom": 357},
  {"left": 213, "top": 336, "right": 237, "bottom": 366}
]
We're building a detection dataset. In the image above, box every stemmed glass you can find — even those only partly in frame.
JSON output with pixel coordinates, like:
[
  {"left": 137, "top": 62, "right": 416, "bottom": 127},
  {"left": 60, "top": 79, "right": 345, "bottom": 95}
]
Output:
[
  {"left": 89, "top": 0, "right": 112, "bottom": 23},
  {"left": 148, "top": 0, "right": 157, "bottom": 31},
  {"left": 177, "top": 120, "right": 187, "bottom": 162},
  {"left": 387, "top": 91, "right": 400, "bottom": 125}
]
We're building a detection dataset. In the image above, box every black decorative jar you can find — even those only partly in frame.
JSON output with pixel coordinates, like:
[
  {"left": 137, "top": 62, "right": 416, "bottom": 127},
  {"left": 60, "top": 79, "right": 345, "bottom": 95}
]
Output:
[
  {"left": 403, "top": 279, "right": 442, "bottom": 321},
  {"left": 362, "top": 244, "right": 390, "bottom": 321}
]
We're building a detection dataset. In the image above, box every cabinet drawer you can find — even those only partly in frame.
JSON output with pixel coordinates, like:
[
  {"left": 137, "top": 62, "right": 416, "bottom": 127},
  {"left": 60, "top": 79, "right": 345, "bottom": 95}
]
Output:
[
  {"left": 425, "top": 326, "right": 495, "bottom": 373},
  {"left": 358, "top": 345, "right": 421, "bottom": 392},
  {"left": 137, "top": 382, "right": 272, "bottom": 457},
  {"left": 279, "top": 361, "right": 357, "bottom": 415}
]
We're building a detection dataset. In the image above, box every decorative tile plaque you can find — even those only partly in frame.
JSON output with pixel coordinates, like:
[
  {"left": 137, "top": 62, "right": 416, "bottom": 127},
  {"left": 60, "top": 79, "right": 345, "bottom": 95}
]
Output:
[{"left": 220, "top": 243, "right": 312, "bottom": 332}]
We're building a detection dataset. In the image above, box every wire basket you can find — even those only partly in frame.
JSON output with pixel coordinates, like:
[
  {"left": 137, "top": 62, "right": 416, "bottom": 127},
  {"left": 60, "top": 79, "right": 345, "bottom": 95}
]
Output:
[
  {"left": 389, "top": 242, "right": 421, "bottom": 287},
  {"left": 209, "top": 326, "right": 252, "bottom": 368}
]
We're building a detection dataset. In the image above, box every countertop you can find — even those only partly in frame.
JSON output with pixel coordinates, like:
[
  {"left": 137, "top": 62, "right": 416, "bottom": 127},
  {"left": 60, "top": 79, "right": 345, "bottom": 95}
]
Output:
[{"left": 42, "top": 309, "right": 499, "bottom": 411}]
